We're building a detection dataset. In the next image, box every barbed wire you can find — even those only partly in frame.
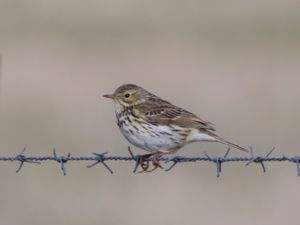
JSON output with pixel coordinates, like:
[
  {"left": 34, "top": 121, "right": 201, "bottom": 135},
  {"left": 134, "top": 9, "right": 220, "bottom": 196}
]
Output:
[{"left": 0, "top": 146, "right": 299, "bottom": 177}]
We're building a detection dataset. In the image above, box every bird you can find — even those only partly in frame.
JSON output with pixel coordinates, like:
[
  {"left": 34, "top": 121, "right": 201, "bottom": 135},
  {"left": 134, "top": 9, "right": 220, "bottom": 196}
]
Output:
[{"left": 104, "top": 84, "right": 248, "bottom": 172}]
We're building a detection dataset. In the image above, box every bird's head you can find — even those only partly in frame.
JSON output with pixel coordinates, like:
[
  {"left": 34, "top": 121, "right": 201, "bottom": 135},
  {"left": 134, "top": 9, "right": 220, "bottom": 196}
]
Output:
[{"left": 103, "top": 84, "right": 149, "bottom": 107}]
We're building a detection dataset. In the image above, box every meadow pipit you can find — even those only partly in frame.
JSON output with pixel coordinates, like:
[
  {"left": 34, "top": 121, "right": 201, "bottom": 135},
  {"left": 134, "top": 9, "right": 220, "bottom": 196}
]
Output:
[{"left": 104, "top": 84, "right": 247, "bottom": 172}]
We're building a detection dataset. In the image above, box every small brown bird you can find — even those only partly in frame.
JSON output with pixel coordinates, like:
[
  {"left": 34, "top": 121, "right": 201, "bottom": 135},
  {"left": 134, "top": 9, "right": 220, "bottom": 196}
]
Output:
[{"left": 104, "top": 84, "right": 247, "bottom": 172}]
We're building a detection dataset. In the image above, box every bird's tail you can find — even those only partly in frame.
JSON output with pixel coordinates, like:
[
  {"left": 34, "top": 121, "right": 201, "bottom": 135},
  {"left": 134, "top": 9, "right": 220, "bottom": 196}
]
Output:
[{"left": 206, "top": 131, "right": 248, "bottom": 152}]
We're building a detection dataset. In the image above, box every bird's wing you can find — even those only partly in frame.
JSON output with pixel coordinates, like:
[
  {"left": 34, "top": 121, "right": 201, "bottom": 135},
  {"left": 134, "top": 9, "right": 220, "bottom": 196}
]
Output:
[{"left": 137, "top": 98, "right": 215, "bottom": 131}]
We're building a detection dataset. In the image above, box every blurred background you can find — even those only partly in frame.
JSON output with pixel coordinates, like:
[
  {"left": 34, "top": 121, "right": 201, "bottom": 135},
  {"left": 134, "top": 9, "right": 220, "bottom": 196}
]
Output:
[{"left": 0, "top": 1, "right": 300, "bottom": 225}]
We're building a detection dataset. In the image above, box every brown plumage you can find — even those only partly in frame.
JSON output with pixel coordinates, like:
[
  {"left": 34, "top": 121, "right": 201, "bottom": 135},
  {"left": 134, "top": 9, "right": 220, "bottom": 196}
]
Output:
[{"left": 104, "top": 84, "right": 248, "bottom": 172}]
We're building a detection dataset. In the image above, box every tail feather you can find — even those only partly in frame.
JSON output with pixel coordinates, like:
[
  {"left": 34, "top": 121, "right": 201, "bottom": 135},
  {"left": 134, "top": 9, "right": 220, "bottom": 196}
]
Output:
[
  {"left": 215, "top": 136, "right": 248, "bottom": 152},
  {"left": 205, "top": 131, "right": 248, "bottom": 152}
]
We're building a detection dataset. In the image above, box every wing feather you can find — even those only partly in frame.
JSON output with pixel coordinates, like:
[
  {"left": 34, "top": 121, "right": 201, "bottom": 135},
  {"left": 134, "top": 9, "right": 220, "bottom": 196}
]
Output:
[{"left": 137, "top": 97, "right": 215, "bottom": 131}]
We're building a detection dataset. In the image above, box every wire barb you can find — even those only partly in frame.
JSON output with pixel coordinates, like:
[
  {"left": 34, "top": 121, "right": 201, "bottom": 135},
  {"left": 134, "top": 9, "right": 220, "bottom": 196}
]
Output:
[
  {"left": 53, "top": 148, "right": 70, "bottom": 176},
  {"left": 245, "top": 147, "right": 275, "bottom": 173},
  {"left": 224, "top": 147, "right": 231, "bottom": 158},
  {"left": 204, "top": 152, "right": 224, "bottom": 177},
  {"left": 127, "top": 146, "right": 136, "bottom": 161},
  {"left": 86, "top": 152, "right": 113, "bottom": 174},
  {"left": 14, "top": 146, "right": 41, "bottom": 173},
  {"left": 164, "top": 155, "right": 183, "bottom": 172},
  {"left": 127, "top": 147, "right": 143, "bottom": 173}
]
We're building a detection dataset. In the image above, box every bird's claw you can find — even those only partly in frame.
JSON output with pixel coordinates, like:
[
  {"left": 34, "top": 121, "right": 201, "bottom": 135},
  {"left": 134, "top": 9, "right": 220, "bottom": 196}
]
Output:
[{"left": 134, "top": 153, "right": 163, "bottom": 173}]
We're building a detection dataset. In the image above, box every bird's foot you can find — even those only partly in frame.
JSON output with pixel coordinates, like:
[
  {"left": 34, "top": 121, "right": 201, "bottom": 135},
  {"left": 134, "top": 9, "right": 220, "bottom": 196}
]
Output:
[
  {"left": 144, "top": 154, "right": 164, "bottom": 172},
  {"left": 134, "top": 152, "right": 163, "bottom": 173}
]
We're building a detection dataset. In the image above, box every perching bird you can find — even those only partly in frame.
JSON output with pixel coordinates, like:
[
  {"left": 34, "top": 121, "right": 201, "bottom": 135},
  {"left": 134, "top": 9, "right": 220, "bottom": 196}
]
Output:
[{"left": 104, "top": 84, "right": 247, "bottom": 172}]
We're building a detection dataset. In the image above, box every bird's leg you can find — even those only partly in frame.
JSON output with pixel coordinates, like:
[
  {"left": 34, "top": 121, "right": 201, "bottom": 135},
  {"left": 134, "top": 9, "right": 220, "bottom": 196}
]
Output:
[
  {"left": 144, "top": 153, "right": 164, "bottom": 173},
  {"left": 146, "top": 147, "right": 179, "bottom": 173},
  {"left": 135, "top": 153, "right": 155, "bottom": 173},
  {"left": 135, "top": 148, "right": 179, "bottom": 173}
]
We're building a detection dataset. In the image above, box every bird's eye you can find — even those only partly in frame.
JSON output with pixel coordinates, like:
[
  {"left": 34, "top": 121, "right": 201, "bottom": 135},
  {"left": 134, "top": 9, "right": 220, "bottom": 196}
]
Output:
[{"left": 124, "top": 93, "right": 130, "bottom": 98}]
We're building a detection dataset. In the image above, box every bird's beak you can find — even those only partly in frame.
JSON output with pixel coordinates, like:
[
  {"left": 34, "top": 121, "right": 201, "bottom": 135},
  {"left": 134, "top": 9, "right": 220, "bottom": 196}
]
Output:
[{"left": 103, "top": 94, "right": 116, "bottom": 100}]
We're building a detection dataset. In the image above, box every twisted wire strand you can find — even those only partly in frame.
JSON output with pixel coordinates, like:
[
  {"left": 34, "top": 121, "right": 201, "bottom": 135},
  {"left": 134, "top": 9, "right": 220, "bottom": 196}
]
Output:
[{"left": 1, "top": 146, "right": 299, "bottom": 177}]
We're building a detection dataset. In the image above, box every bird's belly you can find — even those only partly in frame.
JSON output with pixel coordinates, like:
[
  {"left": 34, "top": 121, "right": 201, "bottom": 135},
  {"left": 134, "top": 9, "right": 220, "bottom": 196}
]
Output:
[{"left": 119, "top": 122, "right": 185, "bottom": 152}]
